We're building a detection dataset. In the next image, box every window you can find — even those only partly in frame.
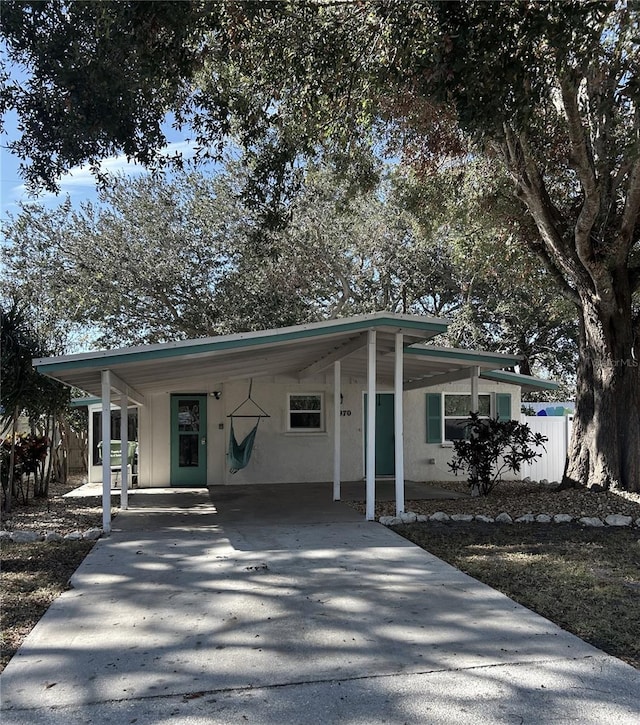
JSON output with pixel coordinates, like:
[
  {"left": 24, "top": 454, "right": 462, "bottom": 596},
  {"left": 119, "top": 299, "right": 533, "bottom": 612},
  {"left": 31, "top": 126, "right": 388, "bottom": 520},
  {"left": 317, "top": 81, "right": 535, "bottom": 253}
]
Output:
[
  {"left": 443, "top": 393, "right": 491, "bottom": 442},
  {"left": 288, "top": 393, "right": 324, "bottom": 431},
  {"left": 92, "top": 409, "right": 138, "bottom": 465},
  {"left": 426, "top": 392, "right": 512, "bottom": 445}
]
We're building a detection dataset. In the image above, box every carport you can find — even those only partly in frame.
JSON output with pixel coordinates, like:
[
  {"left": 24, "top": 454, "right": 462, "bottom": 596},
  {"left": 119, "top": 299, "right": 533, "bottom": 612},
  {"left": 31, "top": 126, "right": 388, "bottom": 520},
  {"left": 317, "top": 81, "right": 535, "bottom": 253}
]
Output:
[{"left": 34, "top": 312, "right": 539, "bottom": 532}]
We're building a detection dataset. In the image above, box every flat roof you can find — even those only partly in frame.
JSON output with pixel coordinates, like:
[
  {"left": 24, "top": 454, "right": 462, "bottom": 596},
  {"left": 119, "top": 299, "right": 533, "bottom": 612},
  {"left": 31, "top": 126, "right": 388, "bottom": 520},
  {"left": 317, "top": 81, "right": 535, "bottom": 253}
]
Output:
[{"left": 35, "top": 312, "right": 557, "bottom": 398}]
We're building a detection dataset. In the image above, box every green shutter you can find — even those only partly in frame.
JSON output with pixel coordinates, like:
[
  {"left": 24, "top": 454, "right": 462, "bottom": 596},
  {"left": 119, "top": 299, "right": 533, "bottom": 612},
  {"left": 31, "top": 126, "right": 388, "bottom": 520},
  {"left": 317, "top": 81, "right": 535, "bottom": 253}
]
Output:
[
  {"left": 496, "top": 393, "right": 512, "bottom": 421},
  {"left": 426, "top": 393, "right": 442, "bottom": 443}
]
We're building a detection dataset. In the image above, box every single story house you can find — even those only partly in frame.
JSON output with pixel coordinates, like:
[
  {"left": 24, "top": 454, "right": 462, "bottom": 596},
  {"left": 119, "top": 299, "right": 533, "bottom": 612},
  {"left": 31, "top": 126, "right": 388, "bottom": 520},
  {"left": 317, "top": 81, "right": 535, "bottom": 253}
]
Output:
[{"left": 35, "top": 313, "right": 557, "bottom": 531}]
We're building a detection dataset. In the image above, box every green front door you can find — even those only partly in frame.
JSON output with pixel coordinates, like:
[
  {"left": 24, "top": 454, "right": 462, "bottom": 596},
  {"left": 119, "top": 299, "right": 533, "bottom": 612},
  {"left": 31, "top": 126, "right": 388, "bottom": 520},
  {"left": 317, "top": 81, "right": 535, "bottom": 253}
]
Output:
[
  {"left": 170, "top": 395, "right": 207, "bottom": 487},
  {"left": 364, "top": 393, "right": 395, "bottom": 476}
]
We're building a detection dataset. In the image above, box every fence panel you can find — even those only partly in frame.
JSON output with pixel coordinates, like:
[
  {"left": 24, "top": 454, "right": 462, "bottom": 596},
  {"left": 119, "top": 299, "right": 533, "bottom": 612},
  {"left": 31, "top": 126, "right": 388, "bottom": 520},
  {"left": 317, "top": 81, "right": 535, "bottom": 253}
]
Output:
[{"left": 520, "top": 415, "right": 572, "bottom": 482}]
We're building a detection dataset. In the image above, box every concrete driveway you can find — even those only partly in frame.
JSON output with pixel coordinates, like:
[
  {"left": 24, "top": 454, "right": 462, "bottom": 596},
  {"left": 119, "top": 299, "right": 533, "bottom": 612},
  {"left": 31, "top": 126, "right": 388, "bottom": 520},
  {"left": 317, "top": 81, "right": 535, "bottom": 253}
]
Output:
[{"left": 1, "top": 485, "right": 638, "bottom": 724}]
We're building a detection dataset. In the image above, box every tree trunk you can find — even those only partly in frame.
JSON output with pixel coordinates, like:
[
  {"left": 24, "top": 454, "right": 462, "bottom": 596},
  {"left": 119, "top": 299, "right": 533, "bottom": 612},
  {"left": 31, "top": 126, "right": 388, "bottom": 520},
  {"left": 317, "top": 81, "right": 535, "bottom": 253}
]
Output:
[
  {"left": 42, "top": 416, "right": 55, "bottom": 498},
  {"left": 59, "top": 414, "right": 69, "bottom": 485},
  {"left": 3, "top": 409, "right": 18, "bottom": 513},
  {"left": 563, "top": 296, "right": 640, "bottom": 492}
]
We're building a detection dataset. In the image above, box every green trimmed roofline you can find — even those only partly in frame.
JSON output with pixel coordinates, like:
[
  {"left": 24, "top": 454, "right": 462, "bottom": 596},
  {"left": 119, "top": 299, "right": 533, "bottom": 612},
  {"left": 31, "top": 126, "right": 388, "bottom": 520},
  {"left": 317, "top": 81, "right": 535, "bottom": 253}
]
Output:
[
  {"left": 480, "top": 370, "right": 560, "bottom": 390},
  {"left": 35, "top": 314, "right": 449, "bottom": 374}
]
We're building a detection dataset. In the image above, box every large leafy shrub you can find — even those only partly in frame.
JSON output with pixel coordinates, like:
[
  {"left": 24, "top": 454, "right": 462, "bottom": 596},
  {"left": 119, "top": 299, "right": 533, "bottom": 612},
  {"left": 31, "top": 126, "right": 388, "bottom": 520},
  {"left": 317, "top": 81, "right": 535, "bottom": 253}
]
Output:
[{"left": 448, "top": 413, "right": 547, "bottom": 496}]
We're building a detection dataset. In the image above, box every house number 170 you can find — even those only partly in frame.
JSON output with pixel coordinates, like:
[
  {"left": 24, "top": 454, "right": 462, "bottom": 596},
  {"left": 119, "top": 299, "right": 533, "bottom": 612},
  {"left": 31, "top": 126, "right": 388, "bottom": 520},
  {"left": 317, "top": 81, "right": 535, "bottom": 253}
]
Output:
[{"left": 340, "top": 410, "right": 352, "bottom": 416}]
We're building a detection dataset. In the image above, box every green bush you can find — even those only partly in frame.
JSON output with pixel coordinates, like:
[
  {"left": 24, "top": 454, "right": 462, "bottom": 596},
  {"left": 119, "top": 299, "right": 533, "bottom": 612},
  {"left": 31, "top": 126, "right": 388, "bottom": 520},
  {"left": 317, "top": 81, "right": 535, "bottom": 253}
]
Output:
[
  {"left": 448, "top": 412, "right": 547, "bottom": 496},
  {"left": 1, "top": 433, "right": 49, "bottom": 503}
]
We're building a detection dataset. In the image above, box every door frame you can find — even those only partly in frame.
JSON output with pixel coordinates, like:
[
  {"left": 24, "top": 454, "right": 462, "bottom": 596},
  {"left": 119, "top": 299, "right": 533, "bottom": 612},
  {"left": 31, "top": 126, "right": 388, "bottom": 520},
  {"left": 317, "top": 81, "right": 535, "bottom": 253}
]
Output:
[{"left": 170, "top": 394, "right": 208, "bottom": 487}]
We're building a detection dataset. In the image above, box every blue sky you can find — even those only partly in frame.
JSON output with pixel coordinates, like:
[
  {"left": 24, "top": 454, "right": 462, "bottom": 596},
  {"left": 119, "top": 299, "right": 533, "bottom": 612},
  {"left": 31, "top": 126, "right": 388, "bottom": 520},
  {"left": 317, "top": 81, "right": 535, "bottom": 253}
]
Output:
[
  {"left": 0, "top": 51, "right": 208, "bottom": 218},
  {"left": 1, "top": 125, "right": 202, "bottom": 219}
]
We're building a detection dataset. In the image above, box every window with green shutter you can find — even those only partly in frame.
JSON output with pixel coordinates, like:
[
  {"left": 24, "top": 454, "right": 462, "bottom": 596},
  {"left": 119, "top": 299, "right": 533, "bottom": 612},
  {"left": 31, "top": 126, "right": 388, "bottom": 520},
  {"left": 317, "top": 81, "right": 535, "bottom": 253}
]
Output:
[
  {"left": 443, "top": 393, "right": 491, "bottom": 441},
  {"left": 496, "top": 393, "right": 512, "bottom": 421},
  {"left": 426, "top": 393, "right": 442, "bottom": 443}
]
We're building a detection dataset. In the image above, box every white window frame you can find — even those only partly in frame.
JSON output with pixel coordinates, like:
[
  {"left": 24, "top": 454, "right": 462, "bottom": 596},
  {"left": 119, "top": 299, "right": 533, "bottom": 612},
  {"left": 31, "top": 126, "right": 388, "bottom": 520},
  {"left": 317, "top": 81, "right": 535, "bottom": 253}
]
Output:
[
  {"left": 286, "top": 392, "right": 325, "bottom": 433},
  {"left": 442, "top": 392, "right": 492, "bottom": 443}
]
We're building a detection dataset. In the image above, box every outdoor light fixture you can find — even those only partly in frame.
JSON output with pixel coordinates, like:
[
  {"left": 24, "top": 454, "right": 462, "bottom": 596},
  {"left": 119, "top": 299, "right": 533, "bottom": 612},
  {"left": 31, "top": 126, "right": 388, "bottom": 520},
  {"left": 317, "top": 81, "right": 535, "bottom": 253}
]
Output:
[{"left": 211, "top": 391, "right": 221, "bottom": 400}]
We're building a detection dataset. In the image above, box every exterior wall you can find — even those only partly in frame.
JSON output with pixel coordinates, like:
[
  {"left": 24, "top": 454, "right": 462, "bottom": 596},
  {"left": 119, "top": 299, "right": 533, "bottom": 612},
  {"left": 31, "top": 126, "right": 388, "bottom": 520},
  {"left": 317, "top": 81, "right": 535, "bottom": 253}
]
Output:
[
  {"left": 121, "top": 376, "right": 521, "bottom": 488},
  {"left": 403, "top": 380, "right": 521, "bottom": 482}
]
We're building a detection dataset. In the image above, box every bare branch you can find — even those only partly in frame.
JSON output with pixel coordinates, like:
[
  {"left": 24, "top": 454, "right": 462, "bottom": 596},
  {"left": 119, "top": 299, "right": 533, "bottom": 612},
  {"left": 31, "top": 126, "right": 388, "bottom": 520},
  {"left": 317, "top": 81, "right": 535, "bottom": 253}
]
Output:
[
  {"left": 498, "top": 126, "right": 592, "bottom": 296},
  {"left": 618, "top": 156, "right": 640, "bottom": 263},
  {"left": 559, "top": 74, "right": 602, "bottom": 273}
]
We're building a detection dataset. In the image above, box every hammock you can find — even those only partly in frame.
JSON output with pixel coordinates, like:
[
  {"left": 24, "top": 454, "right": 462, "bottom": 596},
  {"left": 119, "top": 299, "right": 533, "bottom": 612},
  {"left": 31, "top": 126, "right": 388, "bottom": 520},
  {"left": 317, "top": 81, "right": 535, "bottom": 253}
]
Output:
[
  {"left": 228, "top": 418, "right": 260, "bottom": 474},
  {"left": 227, "top": 380, "right": 270, "bottom": 474}
]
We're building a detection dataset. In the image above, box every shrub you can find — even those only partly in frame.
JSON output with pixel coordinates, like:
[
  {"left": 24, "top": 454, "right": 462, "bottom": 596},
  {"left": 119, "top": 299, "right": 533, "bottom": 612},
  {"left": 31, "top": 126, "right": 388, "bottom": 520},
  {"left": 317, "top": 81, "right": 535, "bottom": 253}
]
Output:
[
  {"left": 1, "top": 433, "right": 49, "bottom": 503},
  {"left": 448, "top": 412, "right": 547, "bottom": 496}
]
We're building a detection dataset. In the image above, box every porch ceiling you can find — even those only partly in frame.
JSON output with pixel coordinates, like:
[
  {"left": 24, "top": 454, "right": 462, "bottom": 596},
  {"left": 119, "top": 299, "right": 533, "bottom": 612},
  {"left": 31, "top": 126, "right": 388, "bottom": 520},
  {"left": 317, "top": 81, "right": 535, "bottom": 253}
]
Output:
[{"left": 34, "top": 312, "right": 526, "bottom": 399}]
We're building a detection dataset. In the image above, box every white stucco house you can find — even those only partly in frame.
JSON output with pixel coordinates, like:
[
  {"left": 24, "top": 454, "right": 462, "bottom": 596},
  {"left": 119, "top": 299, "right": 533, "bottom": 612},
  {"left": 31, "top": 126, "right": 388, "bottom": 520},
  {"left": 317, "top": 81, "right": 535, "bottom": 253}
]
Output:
[{"left": 35, "top": 313, "right": 557, "bottom": 531}]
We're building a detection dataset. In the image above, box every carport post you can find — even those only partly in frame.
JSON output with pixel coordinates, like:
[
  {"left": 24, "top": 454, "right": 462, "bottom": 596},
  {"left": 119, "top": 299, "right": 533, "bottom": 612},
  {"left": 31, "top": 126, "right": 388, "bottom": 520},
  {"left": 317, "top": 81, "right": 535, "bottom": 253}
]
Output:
[
  {"left": 101, "top": 370, "right": 112, "bottom": 534},
  {"left": 366, "top": 329, "right": 376, "bottom": 520},
  {"left": 120, "top": 392, "right": 129, "bottom": 511},
  {"left": 333, "top": 360, "right": 341, "bottom": 501},
  {"left": 470, "top": 366, "right": 480, "bottom": 413},
  {"left": 394, "top": 332, "right": 405, "bottom": 516}
]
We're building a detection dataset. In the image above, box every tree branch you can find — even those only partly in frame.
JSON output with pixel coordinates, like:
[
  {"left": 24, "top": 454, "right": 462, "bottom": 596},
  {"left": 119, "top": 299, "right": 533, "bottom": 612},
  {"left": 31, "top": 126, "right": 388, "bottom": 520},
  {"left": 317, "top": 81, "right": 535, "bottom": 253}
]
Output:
[
  {"left": 630, "top": 264, "right": 640, "bottom": 295},
  {"left": 527, "top": 238, "right": 581, "bottom": 307},
  {"left": 559, "top": 74, "right": 605, "bottom": 273},
  {"left": 498, "top": 126, "right": 592, "bottom": 297},
  {"left": 618, "top": 156, "right": 640, "bottom": 263}
]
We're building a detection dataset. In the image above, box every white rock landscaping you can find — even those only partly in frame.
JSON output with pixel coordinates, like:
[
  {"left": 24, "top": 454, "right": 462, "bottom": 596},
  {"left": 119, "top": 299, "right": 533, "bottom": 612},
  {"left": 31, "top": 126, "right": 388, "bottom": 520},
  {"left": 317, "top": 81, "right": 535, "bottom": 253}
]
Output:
[
  {"left": 495, "top": 512, "right": 513, "bottom": 524},
  {"left": 1, "top": 528, "right": 104, "bottom": 543},
  {"left": 44, "top": 531, "right": 64, "bottom": 542},
  {"left": 579, "top": 517, "right": 605, "bottom": 527},
  {"left": 10, "top": 531, "right": 39, "bottom": 543},
  {"left": 379, "top": 510, "right": 640, "bottom": 528},
  {"left": 605, "top": 514, "right": 633, "bottom": 527}
]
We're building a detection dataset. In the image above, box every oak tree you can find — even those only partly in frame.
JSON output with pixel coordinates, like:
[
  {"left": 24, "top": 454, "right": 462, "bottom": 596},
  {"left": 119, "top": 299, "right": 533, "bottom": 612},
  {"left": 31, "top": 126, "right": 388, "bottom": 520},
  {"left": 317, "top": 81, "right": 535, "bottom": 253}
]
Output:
[{"left": 2, "top": 1, "right": 638, "bottom": 489}]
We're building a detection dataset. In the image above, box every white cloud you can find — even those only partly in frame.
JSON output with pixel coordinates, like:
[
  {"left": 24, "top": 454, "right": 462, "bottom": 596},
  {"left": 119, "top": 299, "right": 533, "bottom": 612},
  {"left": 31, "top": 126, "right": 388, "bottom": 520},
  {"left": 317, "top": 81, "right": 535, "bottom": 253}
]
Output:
[{"left": 7, "top": 140, "right": 203, "bottom": 207}]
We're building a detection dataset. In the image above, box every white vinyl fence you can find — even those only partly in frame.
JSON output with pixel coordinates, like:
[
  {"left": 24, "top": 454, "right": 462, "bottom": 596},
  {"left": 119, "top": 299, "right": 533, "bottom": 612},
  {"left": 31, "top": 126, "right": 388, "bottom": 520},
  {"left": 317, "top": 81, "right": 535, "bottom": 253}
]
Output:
[{"left": 520, "top": 415, "right": 573, "bottom": 483}]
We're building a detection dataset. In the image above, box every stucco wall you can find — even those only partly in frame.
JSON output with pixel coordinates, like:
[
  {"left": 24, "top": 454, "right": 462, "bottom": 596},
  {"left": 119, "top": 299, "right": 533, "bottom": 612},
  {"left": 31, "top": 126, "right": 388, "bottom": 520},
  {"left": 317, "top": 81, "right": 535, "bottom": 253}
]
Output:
[
  {"left": 88, "top": 377, "right": 520, "bottom": 487},
  {"left": 403, "top": 380, "right": 520, "bottom": 481}
]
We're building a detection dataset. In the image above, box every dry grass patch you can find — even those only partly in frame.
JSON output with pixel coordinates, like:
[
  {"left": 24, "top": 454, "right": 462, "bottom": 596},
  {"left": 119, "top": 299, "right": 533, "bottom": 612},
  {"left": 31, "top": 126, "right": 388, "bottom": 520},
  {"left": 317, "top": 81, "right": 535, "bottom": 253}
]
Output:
[
  {"left": 395, "top": 522, "right": 640, "bottom": 669},
  {"left": 1, "top": 475, "right": 118, "bottom": 673},
  {"left": 1, "top": 540, "right": 95, "bottom": 671}
]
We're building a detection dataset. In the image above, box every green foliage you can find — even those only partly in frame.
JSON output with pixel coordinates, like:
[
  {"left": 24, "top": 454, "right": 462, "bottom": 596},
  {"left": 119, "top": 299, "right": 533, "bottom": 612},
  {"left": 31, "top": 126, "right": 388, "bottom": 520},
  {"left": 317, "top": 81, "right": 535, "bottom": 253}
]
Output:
[
  {"left": 0, "top": 0, "right": 221, "bottom": 192},
  {"left": 448, "top": 413, "right": 547, "bottom": 496},
  {"left": 2, "top": 160, "right": 578, "bottom": 383},
  {"left": 0, "top": 432, "right": 48, "bottom": 503},
  {"left": 0, "top": 304, "right": 70, "bottom": 508},
  {"left": 0, "top": 304, "right": 40, "bottom": 429},
  {"left": 2, "top": 0, "right": 637, "bottom": 486},
  {"left": 397, "top": 160, "right": 579, "bottom": 380}
]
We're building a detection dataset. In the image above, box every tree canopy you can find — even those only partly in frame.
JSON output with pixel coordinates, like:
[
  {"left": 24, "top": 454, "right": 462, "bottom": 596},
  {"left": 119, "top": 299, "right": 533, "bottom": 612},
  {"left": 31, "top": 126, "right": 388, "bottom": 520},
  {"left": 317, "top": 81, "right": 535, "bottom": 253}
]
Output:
[
  {"left": 1, "top": 1, "right": 637, "bottom": 489},
  {"left": 3, "top": 162, "right": 577, "bottom": 390}
]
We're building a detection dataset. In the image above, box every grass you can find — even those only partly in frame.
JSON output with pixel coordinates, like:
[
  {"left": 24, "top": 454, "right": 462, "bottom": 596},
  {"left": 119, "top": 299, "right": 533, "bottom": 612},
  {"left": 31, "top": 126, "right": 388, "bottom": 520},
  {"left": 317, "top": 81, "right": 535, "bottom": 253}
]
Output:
[{"left": 394, "top": 521, "right": 640, "bottom": 669}]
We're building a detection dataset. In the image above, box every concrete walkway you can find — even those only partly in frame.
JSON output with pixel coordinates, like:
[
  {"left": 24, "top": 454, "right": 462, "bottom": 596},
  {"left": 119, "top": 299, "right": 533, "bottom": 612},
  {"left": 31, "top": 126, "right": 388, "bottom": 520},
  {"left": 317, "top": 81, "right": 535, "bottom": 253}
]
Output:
[{"left": 1, "top": 486, "right": 638, "bottom": 724}]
